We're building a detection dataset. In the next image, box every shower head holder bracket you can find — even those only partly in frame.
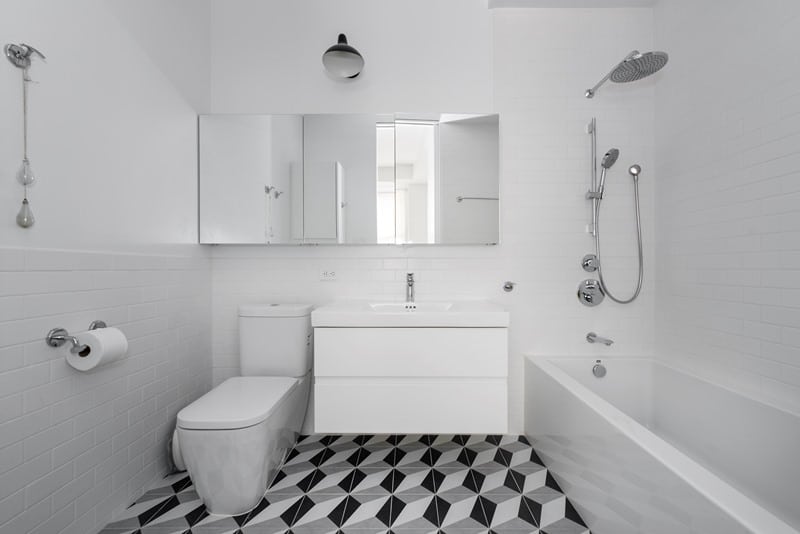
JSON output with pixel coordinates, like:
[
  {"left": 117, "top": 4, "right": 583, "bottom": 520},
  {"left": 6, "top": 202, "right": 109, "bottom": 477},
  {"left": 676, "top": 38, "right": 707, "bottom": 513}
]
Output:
[{"left": 4, "top": 43, "right": 45, "bottom": 69}]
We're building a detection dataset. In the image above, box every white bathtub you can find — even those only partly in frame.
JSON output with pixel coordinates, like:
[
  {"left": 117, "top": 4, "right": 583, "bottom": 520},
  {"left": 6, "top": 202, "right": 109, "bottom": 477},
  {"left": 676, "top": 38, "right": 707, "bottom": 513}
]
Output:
[{"left": 525, "top": 356, "right": 799, "bottom": 534}]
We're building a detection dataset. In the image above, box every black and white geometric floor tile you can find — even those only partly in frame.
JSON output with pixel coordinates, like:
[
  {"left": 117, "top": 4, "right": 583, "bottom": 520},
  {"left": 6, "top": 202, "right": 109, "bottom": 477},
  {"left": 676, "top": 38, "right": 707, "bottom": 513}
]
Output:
[{"left": 99, "top": 435, "right": 589, "bottom": 534}]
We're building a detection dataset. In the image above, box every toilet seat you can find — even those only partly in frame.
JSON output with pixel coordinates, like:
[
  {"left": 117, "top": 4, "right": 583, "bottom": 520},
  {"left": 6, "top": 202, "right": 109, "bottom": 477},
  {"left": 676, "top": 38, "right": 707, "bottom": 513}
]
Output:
[{"left": 177, "top": 376, "right": 298, "bottom": 431}]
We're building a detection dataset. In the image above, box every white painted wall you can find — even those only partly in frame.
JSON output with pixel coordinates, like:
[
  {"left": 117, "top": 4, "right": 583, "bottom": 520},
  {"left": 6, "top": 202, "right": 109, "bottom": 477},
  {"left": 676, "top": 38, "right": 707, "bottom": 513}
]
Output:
[
  {"left": 209, "top": 5, "right": 656, "bottom": 434},
  {"left": 0, "top": 1, "right": 202, "bottom": 250},
  {"left": 209, "top": 0, "right": 493, "bottom": 113},
  {"left": 106, "top": 0, "right": 212, "bottom": 113},
  {"left": 0, "top": 2, "right": 211, "bottom": 533},
  {"left": 654, "top": 0, "right": 800, "bottom": 415}
]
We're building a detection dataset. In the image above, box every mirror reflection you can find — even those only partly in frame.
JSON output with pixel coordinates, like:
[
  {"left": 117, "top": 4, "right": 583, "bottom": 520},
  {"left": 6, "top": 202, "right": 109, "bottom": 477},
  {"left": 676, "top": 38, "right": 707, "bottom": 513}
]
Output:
[{"left": 199, "top": 113, "right": 499, "bottom": 245}]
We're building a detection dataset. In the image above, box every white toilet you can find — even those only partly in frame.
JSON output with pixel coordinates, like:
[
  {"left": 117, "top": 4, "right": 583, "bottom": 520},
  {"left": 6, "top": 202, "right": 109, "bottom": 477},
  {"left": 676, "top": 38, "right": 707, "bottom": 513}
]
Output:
[{"left": 172, "top": 303, "right": 313, "bottom": 515}]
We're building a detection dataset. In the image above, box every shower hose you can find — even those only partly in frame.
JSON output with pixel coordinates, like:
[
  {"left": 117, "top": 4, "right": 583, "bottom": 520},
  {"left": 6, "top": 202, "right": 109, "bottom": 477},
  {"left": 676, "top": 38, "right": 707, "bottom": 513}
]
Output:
[{"left": 594, "top": 176, "right": 644, "bottom": 304}]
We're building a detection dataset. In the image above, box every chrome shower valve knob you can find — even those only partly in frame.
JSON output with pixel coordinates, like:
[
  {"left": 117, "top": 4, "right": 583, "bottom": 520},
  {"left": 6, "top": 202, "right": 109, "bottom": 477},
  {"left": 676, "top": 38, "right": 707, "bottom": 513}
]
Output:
[{"left": 577, "top": 279, "right": 605, "bottom": 306}]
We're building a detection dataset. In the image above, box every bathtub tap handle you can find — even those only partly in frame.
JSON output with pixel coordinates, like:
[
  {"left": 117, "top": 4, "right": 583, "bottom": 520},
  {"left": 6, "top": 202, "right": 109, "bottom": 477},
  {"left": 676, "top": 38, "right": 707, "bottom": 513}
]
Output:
[
  {"left": 592, "top": 359, "right": 607, "bottom": 378},
  {"left": 586, "top": 332, "right": 614, "bottom": 346}
]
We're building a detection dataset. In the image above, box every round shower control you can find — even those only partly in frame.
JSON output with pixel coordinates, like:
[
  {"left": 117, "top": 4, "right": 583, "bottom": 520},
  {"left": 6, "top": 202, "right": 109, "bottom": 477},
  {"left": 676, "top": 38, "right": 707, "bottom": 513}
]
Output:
[
  {"left": 581, "top": 254, "right": 598, "bottom": 272},
  {"left": 577, "top": 279, "right": 605, "bottom": 306}
]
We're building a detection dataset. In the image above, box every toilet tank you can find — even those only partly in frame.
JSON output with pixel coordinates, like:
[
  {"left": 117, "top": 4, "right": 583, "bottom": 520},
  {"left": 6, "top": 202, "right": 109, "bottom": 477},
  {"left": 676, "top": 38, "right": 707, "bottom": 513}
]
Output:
[{"left": 238, "top": 304, "right": 313, "bottom": 377}]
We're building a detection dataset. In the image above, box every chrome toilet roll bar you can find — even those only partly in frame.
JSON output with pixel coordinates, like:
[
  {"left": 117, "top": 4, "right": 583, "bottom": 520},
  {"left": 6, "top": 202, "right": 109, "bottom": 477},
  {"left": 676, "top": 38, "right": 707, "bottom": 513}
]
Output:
[{"left": 45, "top": 320, "right": 107, "bottom": 355}]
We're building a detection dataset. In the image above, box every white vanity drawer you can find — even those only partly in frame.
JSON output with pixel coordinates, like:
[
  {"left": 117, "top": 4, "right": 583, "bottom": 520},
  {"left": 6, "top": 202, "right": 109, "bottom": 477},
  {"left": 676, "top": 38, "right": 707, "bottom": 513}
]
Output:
[
  {"left": 314, "top": 378, "right": 508, "bottom": 434},
  {"left": 314, "top": 327, "right": 508, "bottom": 378}
]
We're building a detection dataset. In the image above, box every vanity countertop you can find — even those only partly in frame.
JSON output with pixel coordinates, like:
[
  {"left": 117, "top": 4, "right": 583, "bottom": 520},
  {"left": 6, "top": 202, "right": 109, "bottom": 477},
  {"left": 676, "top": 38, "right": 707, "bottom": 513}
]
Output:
[{"left": 311, "top": 300, "right": 509, "bottom": 328}]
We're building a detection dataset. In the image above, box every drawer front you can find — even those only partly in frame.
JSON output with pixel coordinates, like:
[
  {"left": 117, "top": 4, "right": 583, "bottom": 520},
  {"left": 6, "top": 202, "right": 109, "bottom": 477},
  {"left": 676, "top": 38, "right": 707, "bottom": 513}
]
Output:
[
  {"left": 314, "top": 378, "right": 508, "bottom": 434},
  {"left": 314, "top": 327, "right": 507, "bottom": 377}
]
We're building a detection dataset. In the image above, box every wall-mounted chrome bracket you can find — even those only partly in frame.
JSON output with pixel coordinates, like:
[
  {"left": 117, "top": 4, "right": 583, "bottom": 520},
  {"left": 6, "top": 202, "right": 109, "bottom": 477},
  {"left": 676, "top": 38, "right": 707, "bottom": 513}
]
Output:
[
  {"left": 45, "top": 321, "right": 108, "bottom": 356},
  {"left": 45, "top": 328, "right": 86, "bottom": 354}
]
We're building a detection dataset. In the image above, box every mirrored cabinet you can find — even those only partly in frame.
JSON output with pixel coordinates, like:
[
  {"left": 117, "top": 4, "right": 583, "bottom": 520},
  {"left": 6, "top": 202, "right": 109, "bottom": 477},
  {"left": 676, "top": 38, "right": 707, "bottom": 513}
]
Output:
[{"left": 198, "top": 113, "right": 499, "bottom": 245}]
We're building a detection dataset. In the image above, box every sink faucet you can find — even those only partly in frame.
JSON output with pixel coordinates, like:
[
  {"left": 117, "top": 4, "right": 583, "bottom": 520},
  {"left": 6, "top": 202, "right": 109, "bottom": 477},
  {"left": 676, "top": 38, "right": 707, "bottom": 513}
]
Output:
[
  {"left": 406, "top": 273, "right": 415, "bottom": 303},
  {"left": 586, "top": 332, "right": 613, "bottom": 346}
]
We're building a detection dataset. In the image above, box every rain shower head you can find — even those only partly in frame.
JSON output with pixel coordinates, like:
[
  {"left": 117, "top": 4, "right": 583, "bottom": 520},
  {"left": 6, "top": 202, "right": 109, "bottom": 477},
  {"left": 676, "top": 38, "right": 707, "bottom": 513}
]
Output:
[
  {"left": 611, "top": 51, "right": 668, "bottom": 83},
  {"left": 601, "top": 149, "right": 620, "bottom": 169},
  {"left": 585, "top": 50, "right": 669, "bottom": 98}
]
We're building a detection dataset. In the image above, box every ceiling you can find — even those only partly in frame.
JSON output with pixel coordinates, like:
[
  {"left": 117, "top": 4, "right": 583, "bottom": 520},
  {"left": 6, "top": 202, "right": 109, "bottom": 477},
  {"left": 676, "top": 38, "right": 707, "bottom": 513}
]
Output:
[{"left": 489, "top": 0, "right": 655, "bottom": 7}]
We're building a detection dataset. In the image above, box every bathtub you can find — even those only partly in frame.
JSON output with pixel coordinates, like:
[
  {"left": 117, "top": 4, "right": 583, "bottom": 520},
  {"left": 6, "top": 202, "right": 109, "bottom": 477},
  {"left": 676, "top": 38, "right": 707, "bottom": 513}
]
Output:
[{"left": 525, "top": 356, "right": 799, "bottom": 534}]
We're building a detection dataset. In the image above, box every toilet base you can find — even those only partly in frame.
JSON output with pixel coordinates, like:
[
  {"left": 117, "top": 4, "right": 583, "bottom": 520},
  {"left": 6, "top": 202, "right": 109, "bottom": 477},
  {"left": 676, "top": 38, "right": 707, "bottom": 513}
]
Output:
[{"left": 176, "top": 374, "right": 310, "bottom": 516}]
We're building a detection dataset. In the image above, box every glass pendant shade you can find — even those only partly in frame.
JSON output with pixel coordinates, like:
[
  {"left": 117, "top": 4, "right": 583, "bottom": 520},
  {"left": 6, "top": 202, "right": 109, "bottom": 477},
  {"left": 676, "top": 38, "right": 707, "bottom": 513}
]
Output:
[
  {"left": 16, "top": 198, "right": 34, "bottom": 228},
  {"left": 322, "top": 34, "right": 364, "bottom": 78},
  {"left": 16, "top": 158, "right": 35, "bottom": 186}
]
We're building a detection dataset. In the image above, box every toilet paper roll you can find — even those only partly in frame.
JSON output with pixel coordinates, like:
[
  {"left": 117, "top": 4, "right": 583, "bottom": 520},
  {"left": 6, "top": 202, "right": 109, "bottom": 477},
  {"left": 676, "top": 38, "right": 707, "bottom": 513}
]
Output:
[{"left": 66, "top": 327, "right": 128, "bottom": 372}]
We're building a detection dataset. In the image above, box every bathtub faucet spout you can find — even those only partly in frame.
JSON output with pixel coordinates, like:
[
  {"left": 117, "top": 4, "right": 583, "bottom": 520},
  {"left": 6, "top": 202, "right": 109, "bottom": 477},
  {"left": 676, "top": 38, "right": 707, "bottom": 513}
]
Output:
[{"left": 586, "top": 332, "right": 614, "bottom": 346}]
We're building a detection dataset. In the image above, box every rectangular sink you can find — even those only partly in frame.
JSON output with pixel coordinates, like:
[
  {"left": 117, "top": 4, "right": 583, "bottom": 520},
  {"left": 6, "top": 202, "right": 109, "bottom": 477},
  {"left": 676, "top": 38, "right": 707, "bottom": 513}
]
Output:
[
  {"left": 312, "top": 300, "right": 508, "bottom": 327},
  {"left": 369, "top": 302, "right": 453, "bottom": 313}
]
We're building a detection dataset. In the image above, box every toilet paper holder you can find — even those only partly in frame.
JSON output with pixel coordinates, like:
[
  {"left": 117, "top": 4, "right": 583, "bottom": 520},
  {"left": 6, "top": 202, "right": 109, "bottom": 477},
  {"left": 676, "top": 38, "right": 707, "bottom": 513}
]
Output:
[{"left": 45, "top": 320, "right": 107, "bottom": 356}]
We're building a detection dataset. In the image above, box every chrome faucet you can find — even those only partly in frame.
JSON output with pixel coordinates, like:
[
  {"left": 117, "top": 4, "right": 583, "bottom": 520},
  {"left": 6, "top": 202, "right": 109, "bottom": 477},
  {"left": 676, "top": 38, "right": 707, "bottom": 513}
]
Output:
[
  {"left": 406, "top": 273, "right": 415, "bottom": 303},
  {"left": 586, "top": 332, "right": 613, "bottom": 346}
]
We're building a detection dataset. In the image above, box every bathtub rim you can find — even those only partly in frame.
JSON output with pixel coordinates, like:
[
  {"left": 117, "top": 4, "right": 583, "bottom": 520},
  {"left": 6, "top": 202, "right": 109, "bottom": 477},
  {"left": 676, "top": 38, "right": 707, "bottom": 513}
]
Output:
[{"left": 525, "top": 355, "right": 798, "bottom": 534}]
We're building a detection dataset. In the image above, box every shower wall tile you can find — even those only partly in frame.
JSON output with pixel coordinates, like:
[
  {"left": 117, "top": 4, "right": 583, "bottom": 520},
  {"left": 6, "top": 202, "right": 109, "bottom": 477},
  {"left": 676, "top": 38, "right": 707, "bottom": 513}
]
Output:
[
  {"left": 654, "top": 0, "right": 800, "bottom": 415},
  {"left": 209, "top": 7, "right": 657, "bottom": 434},
  {"left": 0, "top": 247, "right": 212, "bottom": 534}
]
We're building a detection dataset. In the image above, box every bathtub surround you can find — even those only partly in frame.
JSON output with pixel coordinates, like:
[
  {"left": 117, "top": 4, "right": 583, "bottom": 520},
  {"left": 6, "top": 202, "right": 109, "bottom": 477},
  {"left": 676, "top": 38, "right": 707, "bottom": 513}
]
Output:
[
  {"left": 100, "top": 434, "right": 589, "bottom": 534},
  {"left": 654, "top": 0, "right": 800, "bottom": 415}
]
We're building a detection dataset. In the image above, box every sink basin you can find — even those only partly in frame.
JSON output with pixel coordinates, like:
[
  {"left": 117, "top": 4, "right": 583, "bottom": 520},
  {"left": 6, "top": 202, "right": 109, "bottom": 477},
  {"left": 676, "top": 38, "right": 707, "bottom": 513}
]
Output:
[
  {"left": 369, "top": 302, "right": 453, "bottom": 313},
  {"left": 312, "top": 300, "right": 508, "bottom": 327}
]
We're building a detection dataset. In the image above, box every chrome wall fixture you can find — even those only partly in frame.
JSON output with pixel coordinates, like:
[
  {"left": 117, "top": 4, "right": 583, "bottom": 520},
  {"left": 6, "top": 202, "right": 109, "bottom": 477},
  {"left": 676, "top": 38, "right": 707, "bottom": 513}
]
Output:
[
  {"left": 456, "top": 196, "right": 499, "bottom": 203},
  {"left": 592, "top": 360, "right": 607, "bottom": 378},
  {"left": 586, "top": 332, "right": 614, "bottom": 346},
  {"left": 577, "top": 279, "right": 604, "bottom": 306},
  {"left": 581, "top": 122, "right": 645, "bottom": 305},
  {"left": 322, "top": 34, "right": 364, "bottom": 79},
  {"left": 5, "top": 43, "right": 45, "bottom": 228},
  {"left": 45, "top": 320, "right": 107, "bottom": 357},
  {"left": 263, "top": 185, "right": 284, "bottom": 243},
  {"left": 585, "top": 50, "right": 668, "bottom": 99}
]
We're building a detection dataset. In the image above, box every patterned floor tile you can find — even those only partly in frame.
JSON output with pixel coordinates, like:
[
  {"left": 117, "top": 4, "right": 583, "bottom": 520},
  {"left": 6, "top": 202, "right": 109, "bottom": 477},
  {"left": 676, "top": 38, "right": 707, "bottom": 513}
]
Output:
[{"left": 99, "top": 435, "right": 589, "bottom": 534}]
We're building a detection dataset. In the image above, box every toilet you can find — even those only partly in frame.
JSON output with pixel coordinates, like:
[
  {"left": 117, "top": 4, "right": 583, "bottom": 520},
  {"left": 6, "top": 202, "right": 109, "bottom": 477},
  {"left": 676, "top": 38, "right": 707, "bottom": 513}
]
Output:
[{"left": 172, "top": 303, "right": 313, "bottom": 515}]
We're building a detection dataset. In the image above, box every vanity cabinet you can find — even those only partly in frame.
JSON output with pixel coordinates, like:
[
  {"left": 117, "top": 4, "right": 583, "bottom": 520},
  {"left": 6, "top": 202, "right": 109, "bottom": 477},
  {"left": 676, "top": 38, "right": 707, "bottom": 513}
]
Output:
[{"left": 313, "top": 326, "right": 508, "bottom": 433}]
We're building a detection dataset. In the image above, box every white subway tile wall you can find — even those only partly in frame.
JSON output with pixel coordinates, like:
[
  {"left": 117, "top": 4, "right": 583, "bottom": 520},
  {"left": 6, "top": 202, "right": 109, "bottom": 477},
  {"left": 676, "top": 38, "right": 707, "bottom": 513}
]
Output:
[
  {"left": 210, "top": 8, "right": 657, "bottom": 434},
  {"left": 0, "top": 248, "right": 211, "bottom": 534},
  {"left": 654, "top": 0, "right": 800, "bottom": 415}
]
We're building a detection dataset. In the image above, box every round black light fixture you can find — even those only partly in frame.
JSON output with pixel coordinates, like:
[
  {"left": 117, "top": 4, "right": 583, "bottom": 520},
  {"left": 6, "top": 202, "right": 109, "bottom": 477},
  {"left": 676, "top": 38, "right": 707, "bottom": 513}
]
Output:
[{"left": 322, "top": 33, "right": 364, "bottom": 79}]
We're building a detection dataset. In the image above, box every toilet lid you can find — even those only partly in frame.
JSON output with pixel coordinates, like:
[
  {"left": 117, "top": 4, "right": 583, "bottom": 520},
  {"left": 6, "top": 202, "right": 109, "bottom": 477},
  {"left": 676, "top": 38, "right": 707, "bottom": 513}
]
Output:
[{"left": 177, "top": 377, "right": 298, "bottom": 430}]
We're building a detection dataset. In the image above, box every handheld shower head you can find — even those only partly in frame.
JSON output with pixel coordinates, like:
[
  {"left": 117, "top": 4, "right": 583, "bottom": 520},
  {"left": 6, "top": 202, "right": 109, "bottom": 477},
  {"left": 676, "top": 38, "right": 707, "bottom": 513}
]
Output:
[
  {"left": 601, "top": 149, "right": 620, "bottom": 169},
  {"left": 597, "top": 148, "right": 620, "bottom": 198}
]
